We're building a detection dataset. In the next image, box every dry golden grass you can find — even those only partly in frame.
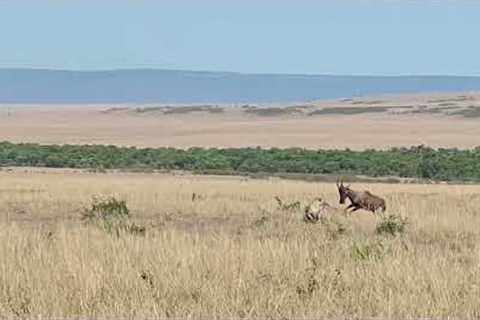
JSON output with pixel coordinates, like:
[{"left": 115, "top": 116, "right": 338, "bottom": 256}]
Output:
[
  {"left": 1, "top": 92, "right": 480, "bottom": 150},
  {"left": 1, "top": 169, "right": 480, "bottom": 318}
]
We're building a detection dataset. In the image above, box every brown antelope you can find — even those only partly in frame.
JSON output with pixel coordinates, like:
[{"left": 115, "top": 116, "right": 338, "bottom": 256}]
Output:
[{"left": 336, "top": 181, "right": 386, "bottom": 213}]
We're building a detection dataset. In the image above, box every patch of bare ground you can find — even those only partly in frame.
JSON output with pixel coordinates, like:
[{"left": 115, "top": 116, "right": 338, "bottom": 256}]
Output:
[{"left": 1, "top": 92, "right": 480, "bottom": 150}]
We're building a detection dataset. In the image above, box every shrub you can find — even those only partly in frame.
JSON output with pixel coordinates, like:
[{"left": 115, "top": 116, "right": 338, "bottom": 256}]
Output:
[
  {"left": 123, "top": 222, "right": 147, "bottom": 236},
  {"left": 274, "top": 196, "right": 301, "bottom": 211},
  {"left": 82, "top": 196, "right": 130, "bottom": 220},
  {"left": 351, "top": 241, "right": 384, "bottom": 261},
  {"left": 319, "top": 216, "right": 347, "bottom": 239},
  {"left": 252, "top": 216, "right": 269, "bottom": 228},
  {"left": 375, "top": 214, "right": 408, "bottom": 236},
  {"left": 296, "top": 257, "right": 320, "bottom": 300},
  {"left": 2, "top": 142, "right": 480, "bottom": 182},
  {"left": 82, "top": 196, "right": 145, "bottom": 236}
]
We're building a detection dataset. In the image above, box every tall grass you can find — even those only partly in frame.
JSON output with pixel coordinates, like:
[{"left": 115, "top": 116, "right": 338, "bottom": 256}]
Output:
[{"left": 1, "top": 170, "right": 480, "bottom": 318}]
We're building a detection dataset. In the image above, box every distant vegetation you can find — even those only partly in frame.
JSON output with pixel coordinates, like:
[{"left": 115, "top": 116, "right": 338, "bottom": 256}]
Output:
[
  {"left": 449, "top": 106, "right": 480, "bottom": 118},
  {"left": 163, "top": 105, "right": 224, "bottom": 114},
  {"left": 427, "top": 96, "right": 474, "bottom": 103},
  {"left": 351, "top": 100, "right": 384, "bottom": 105},
  {"left": 133, "top": 105, "right": 224, "bottom": 115},
  {"left": 407, "top": 106, "right": 455, "bottom": 115},
  {"left": 1, "top": 142, "right": 480, "bottom": 182},
  {"left": 309, "top": 106, "right": 391, "bottom": 115},
  {"left": 100, "top": 103, "right": 480, "bottom": 118},
  {"left": 243, "top": 106, "right": 305, "bottom": 116}
]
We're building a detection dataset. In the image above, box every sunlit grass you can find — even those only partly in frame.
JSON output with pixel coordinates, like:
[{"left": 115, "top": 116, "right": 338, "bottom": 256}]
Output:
[{"left": 1, "top": 169, "right": 480, "bottom": 318}]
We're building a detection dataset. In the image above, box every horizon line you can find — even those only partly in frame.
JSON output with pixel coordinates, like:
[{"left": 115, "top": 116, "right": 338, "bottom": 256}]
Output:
[{"left": 1, "top": 67, "right": 480, "bottom": 78}]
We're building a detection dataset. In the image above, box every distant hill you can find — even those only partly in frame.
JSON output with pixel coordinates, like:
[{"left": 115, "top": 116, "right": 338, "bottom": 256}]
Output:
[{"left": 1, "top": 68, "right": 480, "bottom": 103}]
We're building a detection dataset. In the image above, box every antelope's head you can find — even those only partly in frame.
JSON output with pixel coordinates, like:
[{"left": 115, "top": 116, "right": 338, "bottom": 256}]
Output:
[{"left": 336, "top": 180, "right": 350, "bottom": 204}]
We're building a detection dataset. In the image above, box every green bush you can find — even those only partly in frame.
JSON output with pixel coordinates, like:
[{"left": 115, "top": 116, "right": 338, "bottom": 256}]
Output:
[
  {"left": 82, "top": 196, "right": 145, "bottom": 237},
  {"left": 351, "top": 241, "right": 384, "bottom": 261},
  {"left": 1, "top": 142, "right": 480, "bottom": 182},
  {"left": 82, "top": 196, "right": 130, "bottom": 220},
  {"left": 375, "top": 214, "right": 408, "bottom": 236},
  {"left": 274, "top": 196, "right": 301, "bottom": 211}
]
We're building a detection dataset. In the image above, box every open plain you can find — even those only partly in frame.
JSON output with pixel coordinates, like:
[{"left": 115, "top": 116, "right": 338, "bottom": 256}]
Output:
[
  {"left": 2, "top": 1, "right": 479, "bottom": 318},
  {"left": 1, "top": 92, "right": 480, "bottom": 150},
  {"left": 2, "top": 92, "right": 480, "bottom": 318},
  {"left": 1, "top": 168, "right": 480, "bottom": 318}
]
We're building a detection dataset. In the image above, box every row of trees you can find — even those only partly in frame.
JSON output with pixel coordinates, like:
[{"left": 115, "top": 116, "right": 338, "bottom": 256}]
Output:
[{"left": 0, "top": 142, "right": 479, "bottom": 181}]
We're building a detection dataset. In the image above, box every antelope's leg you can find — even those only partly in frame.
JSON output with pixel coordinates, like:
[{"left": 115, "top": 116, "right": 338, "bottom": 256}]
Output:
[
  {"left": 350, "top": 206, "right": 361, "bottom": 213},
  {"left": 343, "top": 204, "right": 355, "bottom": 215}
]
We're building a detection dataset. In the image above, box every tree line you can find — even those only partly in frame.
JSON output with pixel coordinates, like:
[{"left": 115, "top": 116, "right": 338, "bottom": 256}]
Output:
[{"left": 0, "top": 142, "right": 479, "bottom": 182}]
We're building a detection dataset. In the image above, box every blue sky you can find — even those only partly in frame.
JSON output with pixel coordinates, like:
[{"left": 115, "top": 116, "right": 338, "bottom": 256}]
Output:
[{"left": 0, "top": 1, "right": 478, "bottom": 75}]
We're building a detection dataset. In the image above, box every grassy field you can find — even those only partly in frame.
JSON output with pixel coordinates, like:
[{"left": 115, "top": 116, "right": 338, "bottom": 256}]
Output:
[{"left": 1, "top": 169, "right": 480, "bottom": 318}]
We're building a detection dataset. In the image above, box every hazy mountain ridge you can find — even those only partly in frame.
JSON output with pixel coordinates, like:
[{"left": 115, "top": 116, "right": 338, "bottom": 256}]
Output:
[{"left": 1, "top": 68, "right": 480, "bottom": 103}]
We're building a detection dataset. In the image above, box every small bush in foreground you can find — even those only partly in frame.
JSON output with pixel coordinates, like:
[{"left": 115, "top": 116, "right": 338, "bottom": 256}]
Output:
[
  {"left": 274, "top": 196, "right": 301, "bottom": 211},
  {"left": 82, "top": 196, "right": 130, "bottom": 220},
  {"left": 296, "top": 257, "right": 320, "bottom": 300},
  {"left": 376, "top": 214, "right": 408, "bottom": 236},
  {"left": 82, "top": 196, "right": 145, "bottom": 236},
  {"left": 351, "top": 241, "right": 385, "bottom": 261},
  {"left": 318, "top": 216, "right": 348, "bottom": 239}
]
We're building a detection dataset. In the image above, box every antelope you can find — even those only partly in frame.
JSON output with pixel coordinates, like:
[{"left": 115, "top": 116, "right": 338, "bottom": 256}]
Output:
[{"left": 336, "top": 181, "right": 386, "bottom": 213}]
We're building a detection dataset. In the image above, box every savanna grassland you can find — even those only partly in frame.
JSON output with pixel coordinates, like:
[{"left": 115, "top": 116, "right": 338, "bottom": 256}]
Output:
[{"left": 1, "top": 169, "right": 480, "bottom": 318}]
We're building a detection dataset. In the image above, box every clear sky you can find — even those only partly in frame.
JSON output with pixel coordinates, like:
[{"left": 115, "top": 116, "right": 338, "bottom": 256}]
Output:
[{"left": 0, "top": 1, "right": 478, "bottom": 75}]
